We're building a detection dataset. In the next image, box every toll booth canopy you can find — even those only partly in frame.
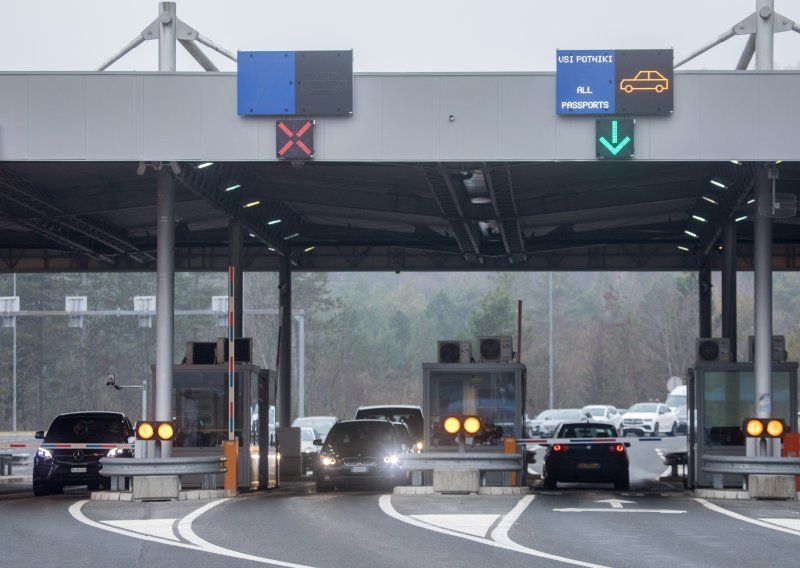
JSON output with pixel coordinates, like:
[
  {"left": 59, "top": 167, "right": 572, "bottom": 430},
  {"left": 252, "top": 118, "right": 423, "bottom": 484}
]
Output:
[{"left": 422, "top": 362, "right": 526, "bottom": 451}]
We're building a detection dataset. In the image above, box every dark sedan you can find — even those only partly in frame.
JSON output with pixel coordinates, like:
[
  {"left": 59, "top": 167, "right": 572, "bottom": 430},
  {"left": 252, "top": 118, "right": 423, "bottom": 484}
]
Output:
[
  {"left": 33, "top": 411, "right": 134, "bottom": 495},
  {"left": 542, "top": 422, "right": 629, "bottom": 490},
  {"left": 315, "top": 419, "right": 407, "bottom": 492}
]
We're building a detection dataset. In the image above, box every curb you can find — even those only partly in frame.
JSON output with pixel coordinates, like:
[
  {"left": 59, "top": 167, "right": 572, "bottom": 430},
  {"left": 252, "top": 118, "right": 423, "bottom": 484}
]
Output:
[
  {"left": 90, "top": 488, "right": 236, "bottom": 502},
  {"left": 393, "top": 485, "right": 529, "bottom": 496}
]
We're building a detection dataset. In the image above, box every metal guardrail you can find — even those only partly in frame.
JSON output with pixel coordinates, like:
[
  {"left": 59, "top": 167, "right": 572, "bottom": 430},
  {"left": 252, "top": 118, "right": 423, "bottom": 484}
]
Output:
[
  {"left": 401, "top": 452, "right": 523, "bottom": 472},
  {"left": 702, "top": 454, "right": 800, "bottom": 489},
  {"left": 99, "top": 456, "right": 227, "bottom": 491}
]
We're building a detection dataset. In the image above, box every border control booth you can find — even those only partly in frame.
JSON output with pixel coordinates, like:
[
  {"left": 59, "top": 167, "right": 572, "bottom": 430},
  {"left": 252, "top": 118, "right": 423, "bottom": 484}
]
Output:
[
  {"left": 422, "top": 361, "right": 526, "bottom": 485},
  {"left": 689, "top": 361, "right": 798, "bottom": 488},
  {"left": 150, "top": 358, "right": 279, "bottom": 491}
]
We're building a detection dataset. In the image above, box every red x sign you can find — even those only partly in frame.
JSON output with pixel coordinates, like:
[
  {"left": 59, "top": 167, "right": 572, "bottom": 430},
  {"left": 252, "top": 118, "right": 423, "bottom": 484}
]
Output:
[{"left": 276, "top": 120, "right": 314, "bottom": 160}]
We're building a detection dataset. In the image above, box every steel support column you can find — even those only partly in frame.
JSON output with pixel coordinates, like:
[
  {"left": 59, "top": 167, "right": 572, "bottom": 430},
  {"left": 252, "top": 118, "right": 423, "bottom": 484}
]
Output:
[
  {"left": 699, "top": 262, "right": 712, "bottom": 339},
  {"left": 754, "top": 166, "right": 773, "bottom": 422},
  {"left": 229, "top": 219, "right": 244, "bottom": 338},
  {"left": 279, "top": 256, "right": 292, "bottom": 428},
  {"left": 155, "top": 168, "right": 175, "bottom": 458},
  {"left": 721, "top": 220, "right": 737, "bottom": 361}
]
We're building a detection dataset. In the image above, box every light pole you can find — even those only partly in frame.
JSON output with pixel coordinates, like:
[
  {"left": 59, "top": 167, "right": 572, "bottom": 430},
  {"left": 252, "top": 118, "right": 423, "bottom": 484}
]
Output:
[{"left": 106, "top": 373, "right": 148, "bottom": 457}]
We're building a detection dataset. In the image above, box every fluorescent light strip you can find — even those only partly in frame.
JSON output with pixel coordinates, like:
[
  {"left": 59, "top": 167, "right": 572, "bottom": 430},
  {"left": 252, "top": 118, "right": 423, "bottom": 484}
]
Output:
[
  {"left": 747, "top": 198, "right": 755, "bottom": 205},
  {"left": 284, "top": 233, "right": 300, "bottom": 240},
  {"left": 692, "top": 215, "right": 707, "bottom": 222},
  {"left": 702, "top": 196, "right": 718, "bottom": 205},
  {"left": 304, "top": 246, "right": 315, "bottom": 253},
  {"left": 267, "top": 219, "right": 282, "bottom": 225},
  {"left": 677, "top": 246, "right": 690, "bottom": 252},
  {"left": 225, "top": 184, "right": 241, "bottom": 192},
  {"left": 197, "top": 162, "right": 214, "bottom": 169},
  {"left": 244, "top": 200, "right": 260, "bottom": 208},
  {"left": 735, "top": 215, "right": 747, "bottom": 222},
  {"left": 710, "top": 179, "right": 727, "bottom": 189},
  {"left": 684, "top": 230, "right": 698, "bottom": 238}
]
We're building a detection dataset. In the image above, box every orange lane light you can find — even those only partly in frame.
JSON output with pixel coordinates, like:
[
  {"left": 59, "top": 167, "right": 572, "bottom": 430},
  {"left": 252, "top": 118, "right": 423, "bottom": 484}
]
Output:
[
  {"left": 463, "top": 416, "right": 482, "bottom": 435},
  {"left": 743, "top": 418, "right": 785, "bottom": 438},
  {"left": 443, "top": 416, "right": 462, "bottom": 435}
]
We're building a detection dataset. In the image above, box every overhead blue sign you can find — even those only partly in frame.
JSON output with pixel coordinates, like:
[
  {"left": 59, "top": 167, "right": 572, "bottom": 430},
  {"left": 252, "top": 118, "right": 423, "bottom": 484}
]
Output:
[
  {"left": 556, "top": 50, "right": 616, "bottom": 114},
  {"left": 557, "top": 49, "right": 673, "bottom": 115}
]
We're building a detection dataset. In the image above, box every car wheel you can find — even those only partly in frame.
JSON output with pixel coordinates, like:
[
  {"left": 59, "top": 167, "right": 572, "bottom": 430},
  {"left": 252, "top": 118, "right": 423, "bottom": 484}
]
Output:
[
  {"left": 543, "top": 475, "right": 557, "bottom": 490},
  {"left": 669, "top": 422, "right": 677, "bottom": 437},
  {"left": 614, "top": 470, "right": 630, "bottom": 491},
  {"left": 316, "top": 482, "right": 333, "bottom": 493},
  {"left": 651, "top": 424, "right": 659, "bottom": 437},
  {"left": 32, "top": 481, "right": 50, "bottom": 496}
]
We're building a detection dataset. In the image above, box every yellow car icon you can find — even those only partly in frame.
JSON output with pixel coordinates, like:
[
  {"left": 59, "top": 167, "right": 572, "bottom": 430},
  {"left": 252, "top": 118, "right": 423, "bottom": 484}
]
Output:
[{"left": 619, "top": 70, "right": 669, "bottom": 93}]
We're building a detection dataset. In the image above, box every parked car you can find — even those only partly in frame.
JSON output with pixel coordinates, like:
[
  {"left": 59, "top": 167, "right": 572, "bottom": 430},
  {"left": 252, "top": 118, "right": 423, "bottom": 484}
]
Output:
[
  {"left": 665, "top": 385, "right": 687, "bottom": 413},
  {"left": 33, "top": 411, "right": 135, "bottom": 496},
  {"left": 542, "top": 421, "right": 629, "bottom": 490},
  {"left": 539, "top": 408, "right": 592, "bottom": 438},
  {"left": 526, "top": 409, "right": 555, "bottom": 437},
  {"left": 314, "top": 419, "right": 407, "bottom": 492},
  {"left": 354, "top": 405, "right": 424, "bottom": 451},
  {"left": 291, "top": 416, "right": 339, "bottom": 441},
  {"left": 620, "top": 402, "right": 678, "bottom": 437},
  {"left": 582, "top": 405, "right": 623, "bottom": 430},
  {"left": 300, "top": 427, "right": 320, "bottom": 476}
]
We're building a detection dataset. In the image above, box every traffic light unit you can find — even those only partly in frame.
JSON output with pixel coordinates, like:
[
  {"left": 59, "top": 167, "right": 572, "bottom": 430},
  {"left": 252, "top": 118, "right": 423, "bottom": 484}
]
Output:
[
  {"left": 443, "top": 415, "right": 482, "bottom": 436},
  {"left": 742, "top": 418, "right": 785, "bottom": 438},
  {"left": 135, "top": 420, "right": 175, "bottom": 441}
]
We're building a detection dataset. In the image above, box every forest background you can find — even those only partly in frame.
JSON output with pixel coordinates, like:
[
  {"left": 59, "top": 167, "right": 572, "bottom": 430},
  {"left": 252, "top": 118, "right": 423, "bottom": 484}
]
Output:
[{"left": 1, "top": 269, "right": 798, "bottom": 431}]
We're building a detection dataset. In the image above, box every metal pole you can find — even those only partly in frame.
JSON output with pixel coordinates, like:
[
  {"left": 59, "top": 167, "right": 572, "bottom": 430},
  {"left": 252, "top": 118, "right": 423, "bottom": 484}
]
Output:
[
  {"left": 755, "top": 0, "right": 774, "bottom": 71},
  {"left": 278, "top": 257, "right": 292, "bottom": 428},
  {"left": 297, "top": 314, "right": 305, "bottom": 418},
  {"left": 722, "top": 220, "right": 737, "bottom": 361},
  {"left": 698, "top": 263, "right": 712, "bottom": 338},
  {"left": 12, "top": 273, "right": 17, "bottom": 432},
  {"left": 548, "top": 272, "right": 554, "bottom": 409},
  {"left": 754, "top": 166, "right": 773, "bottom": 422},
  {"left": 229, "top": 219, "right": 243, "bottom": 339},
  {"left": 158, "top": 2, "right": 177, "bottom": 72},
  {"left": 155, "top": 168, "right": 175, "bottom": 457}
]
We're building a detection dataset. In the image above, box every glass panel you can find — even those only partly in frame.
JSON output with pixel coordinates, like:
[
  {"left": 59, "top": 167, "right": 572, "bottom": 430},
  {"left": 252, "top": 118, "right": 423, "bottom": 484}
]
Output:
[
  {"left": 173, "top": 371, "right": 244, "bottom": 447},
  {"left": 429, "top": 369, "right": 517, "bottom": 448},
  {"left": 703, "top": 370, "right": 791, "bottom": 447}
]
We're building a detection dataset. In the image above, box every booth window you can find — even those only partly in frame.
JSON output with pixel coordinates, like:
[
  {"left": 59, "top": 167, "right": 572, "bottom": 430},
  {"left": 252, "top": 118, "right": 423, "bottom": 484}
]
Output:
[
  {"left": 173, "top": 371, "right": 244, "bottom": 447},
  {"left": 703, "top": 370, "right": 791, "bottom": 447}
]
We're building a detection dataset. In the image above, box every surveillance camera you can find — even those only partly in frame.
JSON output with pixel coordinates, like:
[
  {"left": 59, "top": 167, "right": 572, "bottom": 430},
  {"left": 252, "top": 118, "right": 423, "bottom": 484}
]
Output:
[{"left": 106, "top": 373, "right": 116, "bottom": 387}]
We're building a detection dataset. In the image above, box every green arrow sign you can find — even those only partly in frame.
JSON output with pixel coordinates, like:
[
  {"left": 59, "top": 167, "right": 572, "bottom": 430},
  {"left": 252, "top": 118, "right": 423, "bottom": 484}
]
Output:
[{"left": 596, "top": 119, "right": 634, "bottom": 159}]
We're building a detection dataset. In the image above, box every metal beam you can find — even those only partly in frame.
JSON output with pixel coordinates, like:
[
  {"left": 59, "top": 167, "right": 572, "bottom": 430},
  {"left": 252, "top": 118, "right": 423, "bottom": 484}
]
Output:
[
  {"left": 483, "top": 163, "right": 526, "bottom": 264},
  {"left": 0, "top": 167, "right": 154, "bottom": 264},
  {"left": 422, "top": 165, "right": 482, "bottom": 264}
]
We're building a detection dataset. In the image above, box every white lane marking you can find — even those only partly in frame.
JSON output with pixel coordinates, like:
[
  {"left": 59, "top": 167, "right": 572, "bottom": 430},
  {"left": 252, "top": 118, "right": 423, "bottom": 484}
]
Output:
[
  {"left": 759, "top": 519, "right": 800, "bottom": 531},
  {"left": 554, "top": 508, "right": 686, "bottom": 514},
  {"left": 69, "top": 500, "right": 203, "bottom": 551},
  {"left": 411, "top": 514, "right": 499, "bottom": 537},
  {"left": 102, "top": 518, "right": 179, "bottom": 541},
  {"left": 380, "top": 494, "right": 609, "bottom": 568},
  {"left": 70, "top": 499, "right": 321, "bottom": 567},
  {"left": 594, "top": 499, "right": 635, "bottom": 509},
  {"left": 695, "top": 498, "right": 800, "bottom": 537}
]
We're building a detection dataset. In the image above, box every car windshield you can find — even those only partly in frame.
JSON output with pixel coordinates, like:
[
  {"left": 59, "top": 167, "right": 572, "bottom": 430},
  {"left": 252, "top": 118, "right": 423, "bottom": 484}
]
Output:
[
  {"left": 628, "top": 403, "right": 658, "bottom": 413},
  {"left": 300, "top": 428, "right": 316, "bottom": 441},
  {"left": 327, "top": 421, "right": 396, "bottom": 450},
  {"left": 45, "top": 414, "right": 129, "bottom": 443},
  {"left": 665, "top": 394, "right": 686, "bottom": 409},
  {"left": 355, "top": 408, "right": 422, "bottom": 440},
  {"left": 585, "top": 407, "right": 606, "bottom": 417},
  {"left": 535, "top": 410, "right": 553, "bottom": 420},
  {"left": 559, "top": 424, "right": 617, "bottom": 438},
  {"left": 550, "top": 409, "right": 583, "bottom": 420}
]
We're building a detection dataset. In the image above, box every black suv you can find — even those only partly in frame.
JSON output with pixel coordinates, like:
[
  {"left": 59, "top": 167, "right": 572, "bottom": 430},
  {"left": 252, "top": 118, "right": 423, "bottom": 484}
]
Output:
[{"left": 33, "top": 411, "right": 134, "bottom": 496}]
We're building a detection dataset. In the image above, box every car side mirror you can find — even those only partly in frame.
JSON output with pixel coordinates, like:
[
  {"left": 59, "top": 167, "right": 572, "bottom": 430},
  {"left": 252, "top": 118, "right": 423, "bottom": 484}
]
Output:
[
  {"left": 35, "top": 430, "right": 44, "bottom": 439},
  {"left": 313, "top": 439, "right": 323, "bottom": 446}
]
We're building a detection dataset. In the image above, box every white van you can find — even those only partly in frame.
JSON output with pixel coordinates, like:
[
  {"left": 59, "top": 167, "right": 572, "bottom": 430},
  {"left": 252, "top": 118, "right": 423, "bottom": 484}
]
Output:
[{"left": 665, "top": 385, "right": 686, "bottom": 412}]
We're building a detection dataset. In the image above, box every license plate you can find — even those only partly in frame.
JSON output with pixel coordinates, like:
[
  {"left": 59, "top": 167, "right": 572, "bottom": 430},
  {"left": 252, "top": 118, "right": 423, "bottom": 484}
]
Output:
[
  {"left": 350, "top": 466, "right": 368, "bottom": 473},
  {"left": 71, "top": 467, "right": 87, "bottom": 473},
  {"left": 576, "top": 463, "right": 600, "bottom": 470}
]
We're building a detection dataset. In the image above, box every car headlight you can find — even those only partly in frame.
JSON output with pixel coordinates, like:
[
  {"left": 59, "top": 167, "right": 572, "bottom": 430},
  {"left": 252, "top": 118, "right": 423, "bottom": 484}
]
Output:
[
  {"left": 321, "top": 456, "right": 336, "bottom": 466},
  {"left": 303, "top": 447, "right": 315, "bottom": 453},
  {"left": 36, "top": 448, "right": 53, "bottom": 461},
  {"left": 383, "top": 455, "right": 399, "bottom": 465},
  {"left": 415, "top": 441, "right": 423, "bottom": 451},
  {"left": 107, "top": 448, "right": 126, "bottom": 458}
]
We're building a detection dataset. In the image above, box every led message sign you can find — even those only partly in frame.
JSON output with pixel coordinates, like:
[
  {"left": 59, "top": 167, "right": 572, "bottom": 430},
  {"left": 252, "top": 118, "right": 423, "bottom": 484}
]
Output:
[{"left": 557, "top": 49, "right": 673, "bottom": 115}]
